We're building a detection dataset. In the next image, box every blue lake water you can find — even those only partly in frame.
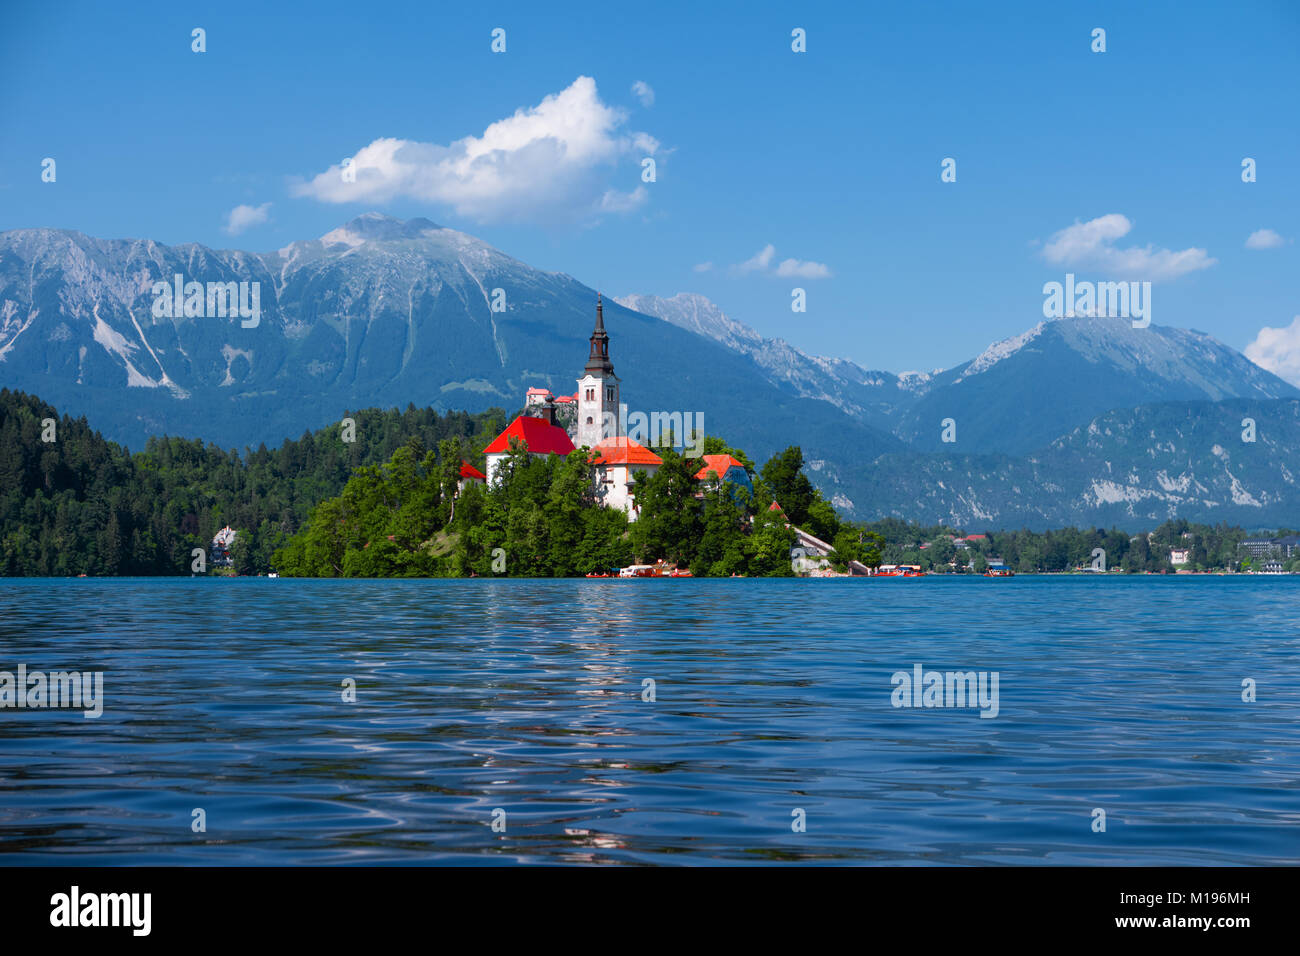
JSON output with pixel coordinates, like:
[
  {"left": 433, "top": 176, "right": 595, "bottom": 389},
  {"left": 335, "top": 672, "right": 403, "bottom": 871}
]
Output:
[{"left": 1, "top": 576, "right": 1298, "bottom": 865}]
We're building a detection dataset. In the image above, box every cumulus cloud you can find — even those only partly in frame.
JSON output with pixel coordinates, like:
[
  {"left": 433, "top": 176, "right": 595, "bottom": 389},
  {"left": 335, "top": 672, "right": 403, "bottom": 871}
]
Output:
[
  {"left": 631, "top": 80, "right": 655, "bottom": 107},
  {"left": 223, "top": 202, "right": 271, "bottom": 235},
  {"left": 1040, "top": 213, "right": 1215, "bottom": 281},
  {"left": 733, "top": 244, "right": 776, "bottom": 275},
  {"left": 775, "top": 258, "right": 832, "bottom": 279},
  {"left": 1245, "top": 228, "right": 1286, "bottom": 250},
  {"left": 291, "top": 76, "right": 658, "bottom": 225},
  {"left": 1245, "top": 316, "right": 1300, "bottom": 387},
  {"left": 729, "top": 243, "right": 831, "bottom": 279}
]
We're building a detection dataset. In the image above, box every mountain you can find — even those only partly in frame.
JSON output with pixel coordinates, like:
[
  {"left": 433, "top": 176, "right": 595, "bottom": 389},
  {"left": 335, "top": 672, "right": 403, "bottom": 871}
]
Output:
[
  {"left": 615, "top": 292, "right": 931, "bottom": 430},
  {"left": 893, "top": 316, "right": 1299, "bottom": 454},
  {"left": 860, "top": 398, "right": 1300, "bottom": 530},
  {"left": 617, "top": 293, "right": 1299, "bottom": 457},
  {"left": 0, "top": 215, "right": 902, "bottom": 478},
  {"left": 6, "top": 216, "right": 1297, "bottom": 533}
]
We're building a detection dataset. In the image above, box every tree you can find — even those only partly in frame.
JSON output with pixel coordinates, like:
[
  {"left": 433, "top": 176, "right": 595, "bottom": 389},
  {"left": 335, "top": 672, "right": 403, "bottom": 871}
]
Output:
[{"left": 759, "top": 446, "right": 817, "bottom": 526}]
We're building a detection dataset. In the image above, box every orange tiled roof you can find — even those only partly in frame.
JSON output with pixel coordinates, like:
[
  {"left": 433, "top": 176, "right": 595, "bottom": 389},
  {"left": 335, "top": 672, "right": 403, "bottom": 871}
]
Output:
[
  {"left": 589, "top": 436, "right": 663, "bottom": 467},
  {"left": 694, "top": 454, "right": 746, "bottom": 481}
]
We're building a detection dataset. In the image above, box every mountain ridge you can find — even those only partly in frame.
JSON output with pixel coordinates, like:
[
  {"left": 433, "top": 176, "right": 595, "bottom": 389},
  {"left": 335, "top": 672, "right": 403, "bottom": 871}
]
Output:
[{"left": 4, "top": 215, "right": 1298, "bottom": 531}]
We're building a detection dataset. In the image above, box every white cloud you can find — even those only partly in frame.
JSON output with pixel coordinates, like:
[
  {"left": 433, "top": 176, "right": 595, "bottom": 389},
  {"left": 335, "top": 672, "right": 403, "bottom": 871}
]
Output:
[
  {"left": 598, "top": 185, "right": 648, "bottom": 213},
  {"left": 224, "top": 202, "right": 271, "bottom": 235},
  {"left": 1041, "top": 213, "right": 1215, "bottom": 281},
  {"left": 775, "top": 257, "right": 832, "bottom": 279},
  {"left": 693, "top": 261, "right": 714, "bottom": 273},
  {"left": 291, "top": 76, "right": 658, "bottom": 225},
  {"left": 1245, "top": 228, "right": 1286, "bottom": 250},
  {"left": 631, "top": 80, "right": 655, "bottom": 107},
  {"left": 1245, "top": 316, "right": 1300, "bottom": 387},
  {"left": 729, "top": 243, "right": 831, "bottom": 279},
  {"left": 733, "top": 244, "right": 776, "bottom": 274}
]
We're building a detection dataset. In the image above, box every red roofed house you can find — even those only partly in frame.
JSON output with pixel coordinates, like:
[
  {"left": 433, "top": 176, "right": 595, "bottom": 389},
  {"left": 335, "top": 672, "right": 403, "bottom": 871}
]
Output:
[
  {"left": 482, "top": 410, "right": 576, "bottom": 485},
  {"left": 525, "top": 387, "right": 554, "bottom": 408},
  {"left": 589, "top": 436, "right": 662, "bottom": 519},
  {"left": 693, "top": 454, "right": 754, "bottom": 497},
  {"left": 458, "top": 461, "right": 486, "bottom": 494}
]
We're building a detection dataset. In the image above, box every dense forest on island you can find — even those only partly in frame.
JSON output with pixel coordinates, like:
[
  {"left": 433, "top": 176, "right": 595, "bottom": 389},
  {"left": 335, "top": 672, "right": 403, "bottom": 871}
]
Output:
[{"left": 269, "top": 437, "right": 871, "bottom": 578}]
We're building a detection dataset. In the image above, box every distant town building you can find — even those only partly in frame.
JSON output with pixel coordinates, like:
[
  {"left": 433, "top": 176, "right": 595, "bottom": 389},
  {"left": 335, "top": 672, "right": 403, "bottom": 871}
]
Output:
[
  {"left": 525, "top": 387, "right": 553, "bottom": 408},
  {"left": 1170, "top": 548, "right": 1190, "bottom": 565},
  {"left": 1241, "top": 535, "right": 1300, "bottom": 559},
  {"left": 210, "top": 526, "right": 237, "bottom": 566}
]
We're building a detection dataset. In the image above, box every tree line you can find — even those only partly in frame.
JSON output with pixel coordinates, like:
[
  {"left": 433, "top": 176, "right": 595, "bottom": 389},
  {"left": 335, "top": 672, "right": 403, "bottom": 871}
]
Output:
[{"left": 3, "top": 388, "right": 1291, "bottom": 577}]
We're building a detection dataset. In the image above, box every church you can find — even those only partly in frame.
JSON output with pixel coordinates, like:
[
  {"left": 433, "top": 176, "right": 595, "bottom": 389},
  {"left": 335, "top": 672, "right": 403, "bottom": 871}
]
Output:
[{"left": 482, "top": 296, "right": 663, "bottom": 520}]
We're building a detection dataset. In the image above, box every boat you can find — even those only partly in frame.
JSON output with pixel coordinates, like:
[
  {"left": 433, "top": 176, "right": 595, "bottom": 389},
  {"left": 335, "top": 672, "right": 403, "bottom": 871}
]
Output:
[
  {"left": 983, "top": 566, "right": 1014, "bottom": 577},
  {"left": 616, "top": 561, "right": 693, "bottom": 578},
  {"left": 619, "top": 564, "right": 657, "bottom": 578},
  {"left": 877, "top": 564, "right": 925, "bottom": 577}
]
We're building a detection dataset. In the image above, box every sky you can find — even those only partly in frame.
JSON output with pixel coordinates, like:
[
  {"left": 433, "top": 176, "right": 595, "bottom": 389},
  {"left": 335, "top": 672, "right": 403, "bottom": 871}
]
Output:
[{"left": 2, "top": 0, "right": 1298, "bottom": 379}]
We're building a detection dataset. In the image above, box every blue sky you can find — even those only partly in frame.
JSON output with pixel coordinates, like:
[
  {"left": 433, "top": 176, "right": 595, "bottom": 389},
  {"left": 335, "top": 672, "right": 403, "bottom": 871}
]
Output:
[{"left": 2, "top": 0, "right": 1298, "bottom": 377}]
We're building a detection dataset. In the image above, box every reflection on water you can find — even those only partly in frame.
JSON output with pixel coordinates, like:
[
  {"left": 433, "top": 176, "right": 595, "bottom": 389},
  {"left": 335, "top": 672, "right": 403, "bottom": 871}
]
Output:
[{"left": 1, "top": 577, "right": 1299, "bottom": 865}]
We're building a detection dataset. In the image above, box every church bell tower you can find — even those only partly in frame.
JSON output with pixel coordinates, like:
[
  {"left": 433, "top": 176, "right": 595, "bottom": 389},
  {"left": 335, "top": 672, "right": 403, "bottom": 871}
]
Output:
[{"left": 576, "top": 294, "right": 621, "bottom": 449}]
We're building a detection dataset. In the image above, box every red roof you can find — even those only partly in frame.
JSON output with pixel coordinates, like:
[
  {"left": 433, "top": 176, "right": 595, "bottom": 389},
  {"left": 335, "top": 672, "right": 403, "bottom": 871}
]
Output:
[
  {"left": 589, "top": 436, "right": 663, "bottom": 467},
  {"left": 964, "top": 534, "right": 987, "bottom": 540},
  {"left": 694, "top": 454, "right": 746, "bottom": 481},
  {"left": 526, "top": 387, "right": 552, "bottom": 396},
  {"left": 553, "top": 394, "right": 575, "bottom": 404},
  {"left": 769, "top": 500, "right": 784, "bottom": 512},
  {"left": 483, "top": 415, "right": 576, "bottom": 456},
  {"left": 459, "top": 461, "right": 486, "bottom": 480}
]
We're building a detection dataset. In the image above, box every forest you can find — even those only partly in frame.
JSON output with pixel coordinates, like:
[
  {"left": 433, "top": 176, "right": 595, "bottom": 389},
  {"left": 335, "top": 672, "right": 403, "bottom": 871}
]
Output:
[{"left": 1, "top": 389, "right": 1291, "bottom": 577}]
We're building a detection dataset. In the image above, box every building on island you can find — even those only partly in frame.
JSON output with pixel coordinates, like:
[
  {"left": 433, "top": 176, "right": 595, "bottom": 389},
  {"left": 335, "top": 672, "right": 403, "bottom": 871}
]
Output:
[
  {"left": 525, "top": 387, "right": 553, "bottom": 408},
  {"left": 693, "top": 454, "right": 752, "bottom": 496},
  {"left": 482, "top": 410, "right": 575, "bottom": 486},
  {"left": 576, "top": 295, "right": 621, "bottom": 451},
  {"left": 589, "top": 436, "right": 662, "bottom": 519},
  {"left": 1170, "top": 548, "right": 1190, "bottom": 565},
  {"left": 457, "top": 461, "right": 486, "bottom": 494},
  {"left": 481, "top": 295, "right": 662, "bottom": 519}
]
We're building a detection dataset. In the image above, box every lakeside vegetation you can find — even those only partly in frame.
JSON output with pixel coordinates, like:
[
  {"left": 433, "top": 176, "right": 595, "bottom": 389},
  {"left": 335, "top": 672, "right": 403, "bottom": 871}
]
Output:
[
  {"left": 864, "top": 518, "right": 1296, "bottom": 574},
  {"left": 2, "top": 389, "right": 1294, "bottom": 577}
]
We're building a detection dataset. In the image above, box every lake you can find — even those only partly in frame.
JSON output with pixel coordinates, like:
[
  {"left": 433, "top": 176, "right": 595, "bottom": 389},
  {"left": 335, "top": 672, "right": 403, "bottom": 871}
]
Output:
[{"left": 1, "top": 576, "right": 1298, "bottom": 865}]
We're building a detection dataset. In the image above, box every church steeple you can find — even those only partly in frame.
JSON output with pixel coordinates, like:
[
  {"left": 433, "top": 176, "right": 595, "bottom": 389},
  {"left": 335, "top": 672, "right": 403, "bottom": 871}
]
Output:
[
  {"left": 585, "top": 293, "right": 614, "bottom": 375},
  {"left": 576, "top": 293, "right": 621, "bottom": 449}
]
